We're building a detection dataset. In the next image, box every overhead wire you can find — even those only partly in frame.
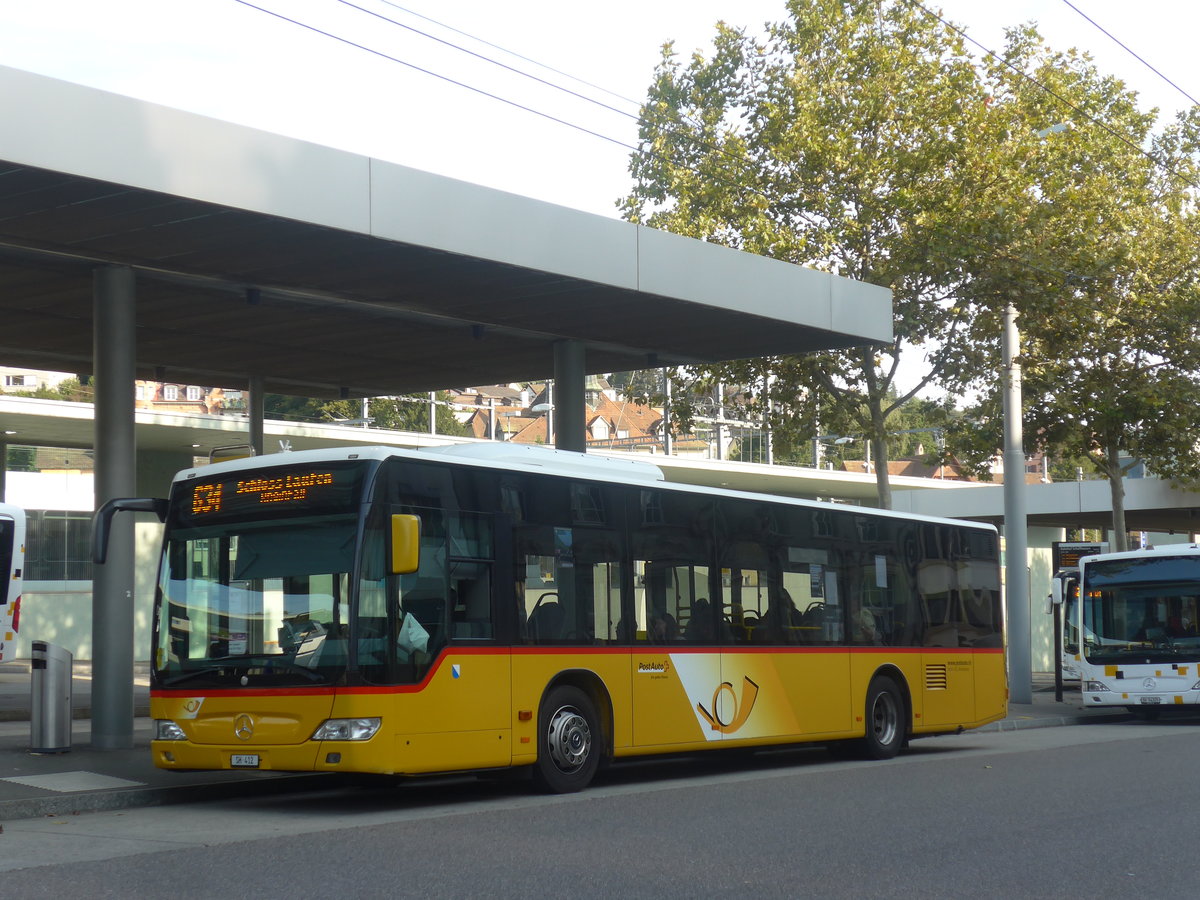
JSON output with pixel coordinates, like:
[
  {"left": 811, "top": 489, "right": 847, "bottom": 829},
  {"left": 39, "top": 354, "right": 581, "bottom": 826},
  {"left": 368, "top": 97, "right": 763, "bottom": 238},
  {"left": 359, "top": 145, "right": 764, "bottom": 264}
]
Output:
[
  {"left": 232, "top": 0, "right": 774, "bottom": 212},
  {"left": 230, "top": 0, "right": 1181, "bottom": 298},
  {"left": 331, "top": 0, "right": 642, "bottom": 124},
  {"left": 369, "top": 0, "right": 644, "bottom": 109},
  {"left": 903, "top": 0, "right": 1200, "bottom": 192},
  {"left": 1058, "top": 0, "right": 1199, "bottom": 108},
  {"left": 229, "top": 0, "right": 642, "bottom": 154},
  {"left": 333, "top": 0, "right": 769, "bottom": 186}
]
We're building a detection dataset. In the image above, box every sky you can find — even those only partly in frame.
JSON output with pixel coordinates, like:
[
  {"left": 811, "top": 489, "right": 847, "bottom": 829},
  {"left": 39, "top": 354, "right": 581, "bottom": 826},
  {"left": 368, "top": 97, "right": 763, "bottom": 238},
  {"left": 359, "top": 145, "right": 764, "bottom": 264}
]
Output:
[
  {"left": 0, "top": 1, "right": 1196, "bottom": 401},
  {"left": 0, "top": 0, "right": 1196, "bottom": 221}
]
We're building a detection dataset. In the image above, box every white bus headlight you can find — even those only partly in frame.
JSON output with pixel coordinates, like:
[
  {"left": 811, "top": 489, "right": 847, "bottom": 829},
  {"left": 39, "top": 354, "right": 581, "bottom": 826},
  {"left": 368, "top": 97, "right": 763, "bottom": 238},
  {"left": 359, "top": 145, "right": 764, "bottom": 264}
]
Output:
[
  {"left": 1083, "top": 681, "right": 1112, "bottom": 693},
  {"left": 312, "top": 718, "right": 381, "bottom": 741},
  {"left": 155, "top": 719, "right": 187, "bottom": 741}
]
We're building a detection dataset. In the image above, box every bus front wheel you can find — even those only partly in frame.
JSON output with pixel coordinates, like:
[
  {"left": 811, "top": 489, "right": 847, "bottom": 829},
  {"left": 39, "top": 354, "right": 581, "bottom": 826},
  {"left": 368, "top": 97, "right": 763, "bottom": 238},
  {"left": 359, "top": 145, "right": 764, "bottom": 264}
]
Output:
[
  {"left": 861, "top": 676, "right": 906, "bottom": 760},
  {"left": 532, "top": 685, "right": 600, "bottom": 793}
]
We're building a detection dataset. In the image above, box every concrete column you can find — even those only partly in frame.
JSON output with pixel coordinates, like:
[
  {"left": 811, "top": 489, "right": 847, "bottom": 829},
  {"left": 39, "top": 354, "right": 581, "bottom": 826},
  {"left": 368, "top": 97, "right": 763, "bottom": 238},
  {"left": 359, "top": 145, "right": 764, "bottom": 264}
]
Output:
[
  {"left": 248, "top": 375, "right": 264, "bottom": 455},
  {"left": 92, "top": 265, "right": 137, "bottom": 750},
  {"left": 553, "top": 340, "right": 586, "bottom": 452},
  {"left": 1003, "top": 303, "right": 1031, "bottom": 704}
]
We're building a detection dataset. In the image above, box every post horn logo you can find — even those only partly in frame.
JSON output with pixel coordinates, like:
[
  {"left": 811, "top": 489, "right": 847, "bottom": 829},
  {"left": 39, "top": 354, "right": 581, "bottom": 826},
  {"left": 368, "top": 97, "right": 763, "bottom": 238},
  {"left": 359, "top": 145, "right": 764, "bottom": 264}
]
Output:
[
  {"left": 233, "top": 714, "right": 255, "bottom": 741},
  {"left": 697, "top": 676, "right": 759, "bottom": 734}
]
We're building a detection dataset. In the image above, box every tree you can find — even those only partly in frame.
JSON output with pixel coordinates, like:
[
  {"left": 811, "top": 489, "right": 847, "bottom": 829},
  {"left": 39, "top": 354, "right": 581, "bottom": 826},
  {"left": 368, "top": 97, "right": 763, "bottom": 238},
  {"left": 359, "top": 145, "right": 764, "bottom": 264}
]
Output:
[
  {"left": 960, "top": 30, "right": 1200, "bottom": 550},
  {"left": 621, "top": 0, "right": 1015, "bottom": 508},
  {"left": 264, "top": 393, "right": 469, "bottom": 437},
  {"left": 9, "top": 376, "right": 92, "bottom": 403}
]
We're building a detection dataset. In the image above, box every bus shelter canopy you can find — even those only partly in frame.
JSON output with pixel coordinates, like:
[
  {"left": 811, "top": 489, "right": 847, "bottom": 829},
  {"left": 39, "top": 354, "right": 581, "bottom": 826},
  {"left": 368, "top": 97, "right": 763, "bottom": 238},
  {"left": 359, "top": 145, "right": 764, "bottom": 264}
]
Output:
[{"left": 0, "top": 64, "right": 891, "bottom": 400}]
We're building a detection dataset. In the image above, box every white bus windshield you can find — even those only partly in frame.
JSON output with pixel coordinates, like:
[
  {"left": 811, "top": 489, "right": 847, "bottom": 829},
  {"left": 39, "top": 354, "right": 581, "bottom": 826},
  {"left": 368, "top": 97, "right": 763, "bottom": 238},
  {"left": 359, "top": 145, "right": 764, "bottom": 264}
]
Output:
[{"left": 1083, "top": 555, "right": 1200, "bottom": 664}]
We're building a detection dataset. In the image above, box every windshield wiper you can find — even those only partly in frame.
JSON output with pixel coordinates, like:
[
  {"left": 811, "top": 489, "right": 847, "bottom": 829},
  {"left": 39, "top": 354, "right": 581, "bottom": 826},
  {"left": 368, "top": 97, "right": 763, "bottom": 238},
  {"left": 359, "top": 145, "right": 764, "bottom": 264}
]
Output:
[
  {"left": 259, "top": 660, "right": 325, "bottom": 683},
  {"left": 161, "top": 668, "right": 226, "bottom": 687},
  {"left": 161, "top": 659, "right": 326, "bottom": 686}
]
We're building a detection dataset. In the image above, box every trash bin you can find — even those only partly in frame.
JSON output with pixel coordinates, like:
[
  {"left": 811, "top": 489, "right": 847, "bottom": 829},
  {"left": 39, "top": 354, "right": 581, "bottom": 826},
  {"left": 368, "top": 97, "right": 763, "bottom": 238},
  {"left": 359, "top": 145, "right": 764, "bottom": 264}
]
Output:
[{"left": 30, "top": 640, "right": 72, "bottom": 753}]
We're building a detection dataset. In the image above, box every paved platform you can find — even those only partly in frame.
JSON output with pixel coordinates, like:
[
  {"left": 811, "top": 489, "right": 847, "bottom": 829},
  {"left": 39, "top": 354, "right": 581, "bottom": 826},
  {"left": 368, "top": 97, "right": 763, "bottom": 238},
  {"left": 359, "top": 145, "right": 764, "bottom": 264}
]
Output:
[{"left": 0, "top": 662, "right": 1139, "bottom": 824}]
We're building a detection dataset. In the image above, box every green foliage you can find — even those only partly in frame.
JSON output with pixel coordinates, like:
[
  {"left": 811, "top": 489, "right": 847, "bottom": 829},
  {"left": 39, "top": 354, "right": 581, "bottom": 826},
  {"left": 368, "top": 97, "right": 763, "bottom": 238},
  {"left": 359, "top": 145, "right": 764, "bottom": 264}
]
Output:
[
  {"left": 4, "top": 446, "right": 36, "bottom": 472},
  {"left": 624, "top": 0, "right": 1200, "bottom": 528},
  {"left": 264, "top": 393, "right": 468, "bottom": 436},
  {"left": 9, "top": 376, "right": 91, "bottom": 402},
  {"left": 960, "top": 30, "right": 1200, "bottom": 545},
  {"left": 622, "top": 0, "right": 1013, "bottom": 507},
  {"left": 607, "top": 369, "right": 665, "bottom": 403}
]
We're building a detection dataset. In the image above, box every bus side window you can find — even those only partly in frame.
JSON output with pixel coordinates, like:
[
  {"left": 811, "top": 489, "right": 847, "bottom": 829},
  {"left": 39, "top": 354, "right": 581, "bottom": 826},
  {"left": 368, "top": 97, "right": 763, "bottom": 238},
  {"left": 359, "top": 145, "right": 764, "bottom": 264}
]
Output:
[{"left": 451, "top": 562, "right": 493, "bottom": 639}]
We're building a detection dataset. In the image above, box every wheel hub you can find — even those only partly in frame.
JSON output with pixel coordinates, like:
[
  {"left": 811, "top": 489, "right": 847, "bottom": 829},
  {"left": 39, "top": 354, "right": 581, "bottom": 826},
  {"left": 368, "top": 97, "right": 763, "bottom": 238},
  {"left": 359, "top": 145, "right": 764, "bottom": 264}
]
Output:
[{"left": 546, "top": 705, "right": 591, "bottom": 773}]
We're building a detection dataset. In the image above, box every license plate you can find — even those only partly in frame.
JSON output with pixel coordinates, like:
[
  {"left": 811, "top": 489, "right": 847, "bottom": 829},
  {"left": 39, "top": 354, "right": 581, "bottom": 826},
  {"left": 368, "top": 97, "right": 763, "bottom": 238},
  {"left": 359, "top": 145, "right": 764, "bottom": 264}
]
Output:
[
  {"left": 1140, "top": 696, "right": 1162, "bottom": 705},
  {"left": 231, "top": 754, "right": 260, "bottom": 767}
]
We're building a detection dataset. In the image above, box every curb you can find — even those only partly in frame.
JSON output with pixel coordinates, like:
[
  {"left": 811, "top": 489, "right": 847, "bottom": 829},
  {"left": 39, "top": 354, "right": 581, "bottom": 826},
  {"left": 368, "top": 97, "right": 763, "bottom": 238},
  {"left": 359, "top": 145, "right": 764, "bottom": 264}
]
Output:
[
  {"left": 978, "top": 711, "right": 1132, "bottom": 732},
  {"left": 0, "top": 771, "right": 345, "bottom": 821},
  {"left": 0, "top": 706, "right": 152, "bottom": 724}
]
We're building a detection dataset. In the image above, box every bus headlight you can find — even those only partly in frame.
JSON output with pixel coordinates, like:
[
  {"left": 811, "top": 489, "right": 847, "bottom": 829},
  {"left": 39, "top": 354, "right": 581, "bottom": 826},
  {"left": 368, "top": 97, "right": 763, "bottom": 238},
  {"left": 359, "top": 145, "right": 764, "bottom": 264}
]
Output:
[
  {"left": 155, "top": 719, "right": 187, "bottom": 741},
  {"left": 312, "top": 718, "right": 381, "bottom": 741},
  {"left": 1083, "top": 681, "right": 1111, "bottom": 693},
  {"left": 1192, "top": 680, "right": 1200, "bottom": 691}
]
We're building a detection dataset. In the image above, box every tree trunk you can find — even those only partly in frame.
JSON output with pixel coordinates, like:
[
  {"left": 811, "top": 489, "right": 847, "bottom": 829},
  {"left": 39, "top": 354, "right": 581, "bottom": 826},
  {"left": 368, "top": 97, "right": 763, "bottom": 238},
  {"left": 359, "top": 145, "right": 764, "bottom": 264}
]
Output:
[
  {"left": 865, "top": 391, "right": 892, "bottom": 509},
  {"left": 1105, "top": 443, "right": 1129, "bottom": 552},
  {"left": 872, "top": 432, "right": 892, "bottom": 509}
]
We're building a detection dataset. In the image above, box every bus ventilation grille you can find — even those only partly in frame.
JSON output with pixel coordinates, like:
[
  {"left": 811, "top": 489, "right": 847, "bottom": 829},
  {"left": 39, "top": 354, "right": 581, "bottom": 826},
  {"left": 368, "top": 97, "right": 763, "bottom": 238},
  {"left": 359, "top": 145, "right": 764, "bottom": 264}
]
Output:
[{"left": 925, "top": 664, "right": 948, "bottom": 690}]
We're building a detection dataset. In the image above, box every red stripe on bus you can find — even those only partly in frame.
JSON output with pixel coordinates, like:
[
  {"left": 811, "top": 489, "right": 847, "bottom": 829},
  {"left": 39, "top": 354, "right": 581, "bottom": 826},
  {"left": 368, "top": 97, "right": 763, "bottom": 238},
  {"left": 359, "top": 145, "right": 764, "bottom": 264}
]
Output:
[{"left": 150, "top": 643, "right": 1001, "bottom": 700}]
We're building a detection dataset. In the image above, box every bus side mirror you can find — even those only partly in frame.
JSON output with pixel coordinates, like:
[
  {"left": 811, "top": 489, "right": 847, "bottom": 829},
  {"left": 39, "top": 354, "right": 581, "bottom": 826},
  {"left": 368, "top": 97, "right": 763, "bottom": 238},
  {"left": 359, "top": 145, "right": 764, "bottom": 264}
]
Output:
[
  {"left": 1049, "top": 580, "right": 1063, "bottom": 607},
  {"left": 92, "top": 497, "right": 168, "bottom": 564},
  {"left": 391, "top": 514, "right": 420, "bottom": 574}
]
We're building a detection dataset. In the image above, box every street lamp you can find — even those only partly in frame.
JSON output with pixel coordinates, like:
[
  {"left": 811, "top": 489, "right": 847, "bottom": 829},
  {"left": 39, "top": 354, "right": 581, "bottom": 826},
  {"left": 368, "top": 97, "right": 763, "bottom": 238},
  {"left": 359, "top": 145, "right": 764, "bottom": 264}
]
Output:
[
  {"left": 812, "top": 434, "right": 855, "bottom": 469},
  {"left": 1003, "top": 303, "right": 1031, "bottom": 703},
  {"left": 1002, "top": 123, "right": 1070, "bottom": 704}
]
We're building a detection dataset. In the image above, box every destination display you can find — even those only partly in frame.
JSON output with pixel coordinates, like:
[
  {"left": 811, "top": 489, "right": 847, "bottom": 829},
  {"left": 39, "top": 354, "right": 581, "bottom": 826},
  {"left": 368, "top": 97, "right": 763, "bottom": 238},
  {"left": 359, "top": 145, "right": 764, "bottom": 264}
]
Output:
[{"left": 175, "top": 462, "right": 365, "bottom": 524}]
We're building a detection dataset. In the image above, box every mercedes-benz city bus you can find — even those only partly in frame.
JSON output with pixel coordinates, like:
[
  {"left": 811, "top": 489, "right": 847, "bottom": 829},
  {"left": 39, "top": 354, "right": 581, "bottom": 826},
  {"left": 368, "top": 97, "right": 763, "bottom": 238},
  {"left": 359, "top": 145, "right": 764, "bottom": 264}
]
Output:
[
  {"left": 0, "top": 502, "right": 26, "bottom": 662},
  {"left": 94, "top": 443, "right": 1006, "bottom": 792},
  {"left": 1052, "top": 543, "right": 1200, "bottom": 717}
]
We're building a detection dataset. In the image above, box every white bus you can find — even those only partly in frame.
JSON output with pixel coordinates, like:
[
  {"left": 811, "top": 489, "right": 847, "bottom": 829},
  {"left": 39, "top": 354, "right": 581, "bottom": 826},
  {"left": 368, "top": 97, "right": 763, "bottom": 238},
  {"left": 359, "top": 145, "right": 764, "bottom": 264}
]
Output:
[
  {"left": 1052, "top": 544, "right": 1200, "bottom": 717},
  {"left": 0, "top": 502, "right": 26, "bottom": 662}
]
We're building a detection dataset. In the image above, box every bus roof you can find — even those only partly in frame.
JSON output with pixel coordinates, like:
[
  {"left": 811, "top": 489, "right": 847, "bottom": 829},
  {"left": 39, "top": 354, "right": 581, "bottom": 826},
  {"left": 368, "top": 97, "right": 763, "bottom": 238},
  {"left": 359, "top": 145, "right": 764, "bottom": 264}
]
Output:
[
  {"left": 1080, "top": 544, "right": 1200, "bottom": 568},
  {"left": 172, "top": 444, "right": 996, "bottom": 534}
]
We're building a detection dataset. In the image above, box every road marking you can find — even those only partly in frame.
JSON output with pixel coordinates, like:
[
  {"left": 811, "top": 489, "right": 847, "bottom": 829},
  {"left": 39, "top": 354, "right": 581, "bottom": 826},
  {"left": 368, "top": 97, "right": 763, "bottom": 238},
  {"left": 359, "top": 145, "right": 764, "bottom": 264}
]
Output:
[{"left": 2, "top": 771, "right": 145, "bottom": 792}]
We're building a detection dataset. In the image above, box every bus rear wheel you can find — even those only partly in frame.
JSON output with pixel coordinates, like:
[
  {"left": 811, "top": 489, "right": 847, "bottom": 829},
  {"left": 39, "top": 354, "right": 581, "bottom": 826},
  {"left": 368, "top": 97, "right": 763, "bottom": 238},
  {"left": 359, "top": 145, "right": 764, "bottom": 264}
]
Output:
[
  {"left": 861, "top": 675, "right": 906, "bottom": 760},
  {"left": 533, "top": 685, "right": 600, "bottom": 794}
]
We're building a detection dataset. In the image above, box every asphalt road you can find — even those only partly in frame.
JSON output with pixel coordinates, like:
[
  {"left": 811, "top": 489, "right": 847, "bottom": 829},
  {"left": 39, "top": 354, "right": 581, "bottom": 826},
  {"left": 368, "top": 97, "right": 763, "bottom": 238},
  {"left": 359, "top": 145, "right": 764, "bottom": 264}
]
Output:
[{"left": 2, "top": 720, "right": 1198, "bottom": 898}]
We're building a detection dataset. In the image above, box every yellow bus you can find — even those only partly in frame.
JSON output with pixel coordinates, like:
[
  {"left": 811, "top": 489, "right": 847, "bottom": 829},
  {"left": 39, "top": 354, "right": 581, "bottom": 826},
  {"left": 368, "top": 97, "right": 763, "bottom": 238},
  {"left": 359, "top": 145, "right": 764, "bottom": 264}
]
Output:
[{"left": 95, "top": 443, "right": 1006, "bottom": 793}]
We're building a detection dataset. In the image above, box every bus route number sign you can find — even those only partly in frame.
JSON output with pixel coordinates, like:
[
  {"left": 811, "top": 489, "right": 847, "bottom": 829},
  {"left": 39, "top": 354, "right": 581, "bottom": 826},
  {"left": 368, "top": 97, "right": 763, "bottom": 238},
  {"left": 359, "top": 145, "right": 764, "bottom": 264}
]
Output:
[{"left": 190, "top": 471, "right": 335, "bottom": 517}]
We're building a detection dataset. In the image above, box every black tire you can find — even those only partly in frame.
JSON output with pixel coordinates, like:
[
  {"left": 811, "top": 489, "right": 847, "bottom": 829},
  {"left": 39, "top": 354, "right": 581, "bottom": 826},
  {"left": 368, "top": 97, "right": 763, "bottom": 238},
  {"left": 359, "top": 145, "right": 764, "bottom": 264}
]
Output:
[
  {"left": 532, "top": 685, "right": 601, "bottom": 794},
  {"left": 860, "top": 675, "right": 906, "bottom": 760}
]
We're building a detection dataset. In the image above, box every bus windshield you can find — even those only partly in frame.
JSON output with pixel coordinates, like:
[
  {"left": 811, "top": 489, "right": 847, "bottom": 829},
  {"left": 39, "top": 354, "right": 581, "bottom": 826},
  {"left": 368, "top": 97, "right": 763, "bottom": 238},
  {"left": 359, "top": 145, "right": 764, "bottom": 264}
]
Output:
[
  {"left": 1082, "top": 555, "right": 1200, "bottom": 664},
  {"left": 154, "top": 513, "right": 358, "bottom": 688}
]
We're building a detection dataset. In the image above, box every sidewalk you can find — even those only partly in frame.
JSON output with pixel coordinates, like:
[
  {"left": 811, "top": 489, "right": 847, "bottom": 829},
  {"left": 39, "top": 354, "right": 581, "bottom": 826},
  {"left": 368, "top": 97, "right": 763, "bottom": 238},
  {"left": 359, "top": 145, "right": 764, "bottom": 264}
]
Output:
[
  {"left": 0, "top": 664, "right": 1132, "bottom": 823},
  {"left": 0, "top": 661, "right": 340, "bottom": 821}
]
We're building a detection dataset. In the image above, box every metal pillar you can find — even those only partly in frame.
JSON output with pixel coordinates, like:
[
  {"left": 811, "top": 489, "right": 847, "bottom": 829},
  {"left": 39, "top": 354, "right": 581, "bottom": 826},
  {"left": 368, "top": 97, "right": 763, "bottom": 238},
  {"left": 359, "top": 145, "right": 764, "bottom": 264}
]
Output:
[
  {"left": 0, "top": 440, "right": 6, "bottom": 501},
  {"left": 662, "top": 371, "right": 673, "bottom": 456},
  {"left": 553, "top": 340, "right": 586, "bottom": 452},
  {"left": 92, "top": 265, "right": 137, "bottom": 750},
  {"left": 715, "top": 382, "right": 727, "bottom": 461},
  {"left": 1003, "top": 303, "right": 1031, "bottom": 704},
  {"left": 248, "top": 374, "right": 264, "bottom": 455}
]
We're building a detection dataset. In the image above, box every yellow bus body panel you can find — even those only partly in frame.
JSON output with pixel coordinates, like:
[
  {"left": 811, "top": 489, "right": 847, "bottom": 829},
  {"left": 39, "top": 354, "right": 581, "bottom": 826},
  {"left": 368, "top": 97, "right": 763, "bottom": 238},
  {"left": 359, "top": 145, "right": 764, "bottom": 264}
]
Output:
[{"left": 151, "top": 646, "right": 1006, "bottom": 774}]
